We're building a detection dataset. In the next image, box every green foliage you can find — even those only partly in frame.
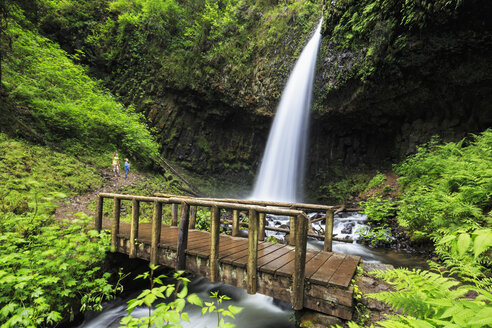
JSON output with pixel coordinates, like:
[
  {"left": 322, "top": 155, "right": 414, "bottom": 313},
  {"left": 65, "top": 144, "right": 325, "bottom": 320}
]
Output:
[
  {"left": 394, "top": 131, "right": 491, "bottom": 270},
  {"left": 365, "top": 173, "right": 386, "bottom": 193},
  {"left": 0, "top": 213, "right": 113, "bottom": 327},
  {"left": 0, "top": 134, "right": 118, "bottom": 327},
  {"left": 323, "top": 0, "right": 465, "bottom": 84},
  {"left": 121, "top": 266, "right": 242, "bottom": 328},
  {"left": 365, "top": 268, "right": 492, "bottom": 328},
  {"left": 195, "top": 209, "right": 211, "bottom": 231},
  {"left": 3, "top": 6, "right": 159, "bottom": 166},
  {"left": 120, "top": 267, "right": 200, "bottom": 328},
  {"left": 0, "top": 134, "right": 104, "bottom": 213},
  {"left": 432, "top": 228, "right": 492, "bottom": 290},
  {"left": 202, "top": 291, "right": 242, "bottom": 328},
  {"left": 319, "top": 173, "right": 371, "bottom": 203},
  {"left": 360, "top": 196, "right": 396, "bottom": 226},
  {"left": 33, "top": 0, "right": 320, "bottom": 110}
]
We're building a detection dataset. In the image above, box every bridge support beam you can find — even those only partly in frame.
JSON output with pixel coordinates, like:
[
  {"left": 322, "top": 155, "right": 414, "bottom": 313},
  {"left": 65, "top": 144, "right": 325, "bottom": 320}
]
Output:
[
  {"left": 210, "top": 206, "right": 220, "bottom": 282},
  {"left": 129, "top": 199, "right": 140, "bottom": 258},
  {"left": 232, "top": 210, "right": 240, "bottom": 237},
  {"left": 171, "top": 204, "right": 179, "bottom": 226},
  {"left": 150, "top": 201, "right": 162, "bottom": 265},
  {"left": 292, "top": 214, "right": 308, "bottom": 310},
  {"left": 289, "top": 216, "right": 296, "bottom": 246},
  {"left": 189, "top": 206, "right": 197, "bottom": 229},
  {"left": 111, "top": 197, "right": 121, "bottom": 252},
  {"left": 177, "top": 202, "right": 190, "bottom": 270},
  {"left": 247, "top": 209, "right": 259, "bottom": 294},
  {"left": 95, "top": 195, "right": 103, "bottom": 232},
  {"left": 324, "top": 210, "right": 334, "bottom": 252},
  {"left": 259, "top": 212, "right": 266, "bottom": 241}
]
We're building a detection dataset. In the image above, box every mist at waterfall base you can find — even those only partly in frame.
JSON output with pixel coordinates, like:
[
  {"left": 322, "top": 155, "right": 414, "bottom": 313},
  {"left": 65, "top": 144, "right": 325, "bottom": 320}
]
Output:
[{"left": 249, "top": 20, "right": 322, "bottom": 203}]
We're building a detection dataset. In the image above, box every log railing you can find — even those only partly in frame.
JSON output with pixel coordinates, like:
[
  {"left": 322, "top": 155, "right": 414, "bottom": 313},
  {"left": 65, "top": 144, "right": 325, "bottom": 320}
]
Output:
[
  {"left": 154, "top": 193, "right": 337, "bottom": 252},
  {"left": 95, "top": 193, "right": 309, "bottom": 310}
]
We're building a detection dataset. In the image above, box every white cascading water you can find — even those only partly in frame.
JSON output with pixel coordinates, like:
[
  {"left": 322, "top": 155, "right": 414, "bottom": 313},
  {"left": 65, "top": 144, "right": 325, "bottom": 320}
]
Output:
[{"left": 250, "top": 19, "right": 323, "bottom": 203}]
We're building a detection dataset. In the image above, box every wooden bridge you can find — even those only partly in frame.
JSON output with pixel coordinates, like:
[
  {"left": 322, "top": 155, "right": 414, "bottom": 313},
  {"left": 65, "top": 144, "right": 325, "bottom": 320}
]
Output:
[{"left": 95, "top": 193, "right": 361, "bottom": 320}]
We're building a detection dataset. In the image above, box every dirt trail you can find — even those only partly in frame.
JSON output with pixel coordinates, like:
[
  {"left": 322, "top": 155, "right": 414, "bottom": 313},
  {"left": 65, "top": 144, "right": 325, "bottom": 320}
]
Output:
[{"left": 55, "top": 169, "right": 144, "bottom": 221}]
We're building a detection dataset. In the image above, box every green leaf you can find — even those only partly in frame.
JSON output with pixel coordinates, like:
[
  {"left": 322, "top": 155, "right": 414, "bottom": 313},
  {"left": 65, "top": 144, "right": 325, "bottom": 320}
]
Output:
[
  {"left": 457, "top": 233, "right": 471, "bottom": 256},
  {"left": 473, "top": 230, "right": 492, "bottom": 258},
  {"left": 228, "top": 305, "right": 242, "bottom": 315},
  {"left": 187, "top": 293, "right": 203, "bottom": 307},
  {"left": 177, "top": 285, "right": 188, "bottom": 299}
]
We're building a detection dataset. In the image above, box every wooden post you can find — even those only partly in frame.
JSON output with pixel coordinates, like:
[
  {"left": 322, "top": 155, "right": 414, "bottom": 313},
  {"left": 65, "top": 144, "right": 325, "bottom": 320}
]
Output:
[
  {"left": 210, "top": 206, "right": 220, "bottom": 282},
  {"left": 324, "top": 210, "right": 334, "bottom": 252},
  {"left": 95, "top": 195, "right": 104, "bottom": 232},
  {"left": 189, "top": 205, "right": 197, "bottom": 229},
  {"left": 111, "top": 197, "right": 121, "bottom": 252},
  {"left": 129, "top": 198, "right": 140, "bottom": 259},
  {"left": 258, "top": 212, "right": 266, "bottom": 241},
  {"left": 289, "top": 216, "right": 296, "bottom": 246},
  {"left": 177, "top": 202, "right": 190, "bottom": 270},
  {"left": 292, "top": 214, "right": 308, "bottom": 310},
  {"left": 247, "top": 209, "right": 258, "bottom": 294},
  {"left": 150, "top": 201, "right": 162, "bottom": 265},
  {"left": 171, "top": 203, "right": 179, "bottom": 226},
  {"left": 232, "top": 209, "right": 240, "bottom": 237}
]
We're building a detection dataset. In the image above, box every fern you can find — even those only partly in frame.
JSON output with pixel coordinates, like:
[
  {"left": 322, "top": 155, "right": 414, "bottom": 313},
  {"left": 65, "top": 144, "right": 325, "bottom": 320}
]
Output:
[{"left": 366, "top": 268, "right": 492, "bottom": 327}]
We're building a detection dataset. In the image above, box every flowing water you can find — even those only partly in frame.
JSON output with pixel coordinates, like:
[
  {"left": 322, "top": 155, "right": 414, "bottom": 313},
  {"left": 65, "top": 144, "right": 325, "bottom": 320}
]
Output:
[
  {"left": 77, "top": 19, "right": 427, "bottom": 327},
  {"left": 250, "top": 19, "right": 323, "bottom": 203}
]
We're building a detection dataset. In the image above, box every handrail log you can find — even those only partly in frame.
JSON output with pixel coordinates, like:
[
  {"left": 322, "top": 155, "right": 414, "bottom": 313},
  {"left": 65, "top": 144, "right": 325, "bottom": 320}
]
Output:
[
  {"left": 98, "top": 193, "right": 306, "bottom": 217},
  {"left": 154, "top": 193, "right": 339, "bottom": 211}
]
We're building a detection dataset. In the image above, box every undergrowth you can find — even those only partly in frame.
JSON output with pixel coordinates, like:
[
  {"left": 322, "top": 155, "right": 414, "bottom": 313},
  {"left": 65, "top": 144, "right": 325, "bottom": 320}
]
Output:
[{"left": 0, "top": 135, "right": 116, "bottom": 327}]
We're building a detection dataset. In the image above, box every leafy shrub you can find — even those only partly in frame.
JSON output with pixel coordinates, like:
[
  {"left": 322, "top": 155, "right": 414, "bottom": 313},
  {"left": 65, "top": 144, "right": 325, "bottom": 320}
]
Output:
[
  {"left": 0, "top": 134, "right": 117, "bottom": 327},
  {"left": 0, "top": 213, "right": 113, "bottom": 327},
  {"left": 319, "top": 174, "right": 371, "bottom": 203},
  {"left": 359, "top": 196, "right": 396, "bottom": 226},
  {"left": 364, "top": 173, "right": 386, "bottom": 193}
]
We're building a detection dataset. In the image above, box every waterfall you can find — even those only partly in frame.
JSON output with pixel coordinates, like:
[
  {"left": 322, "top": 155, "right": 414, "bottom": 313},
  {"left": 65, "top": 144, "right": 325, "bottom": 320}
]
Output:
[{"left": 250, "top": 19, "right": 323, "bottom": 203}]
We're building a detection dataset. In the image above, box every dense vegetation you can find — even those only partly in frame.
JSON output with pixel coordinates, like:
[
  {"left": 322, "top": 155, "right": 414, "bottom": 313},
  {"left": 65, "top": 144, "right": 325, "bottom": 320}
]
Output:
[
  {"left": 29, "top": 0, "right": 320, "bottom": 111},
  {"left": 2, "top": 1, "right": 159, "bottom": 167},
  {"left": 0, "top": 135, "right": 115, "bottom": 326},
  {"left": 355, "top": 130, "right": 492, "bottom": 327}
]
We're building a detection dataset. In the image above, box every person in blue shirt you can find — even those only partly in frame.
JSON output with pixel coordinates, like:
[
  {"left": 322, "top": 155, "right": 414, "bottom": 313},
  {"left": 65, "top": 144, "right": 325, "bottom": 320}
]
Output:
[{"left": 124, "top": 158, "right": 131, "bottom": 179}]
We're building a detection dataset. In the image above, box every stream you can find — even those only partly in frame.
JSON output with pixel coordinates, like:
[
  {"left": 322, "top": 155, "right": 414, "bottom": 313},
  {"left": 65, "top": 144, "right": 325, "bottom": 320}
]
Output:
[{"left": 76, "top": 211, "right": 428, "bottom": 328}]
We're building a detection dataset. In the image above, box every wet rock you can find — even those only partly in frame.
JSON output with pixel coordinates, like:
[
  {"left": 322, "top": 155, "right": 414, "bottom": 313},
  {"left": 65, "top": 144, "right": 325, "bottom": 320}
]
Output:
[{"left": 341, "top": 222, "right": 355, "bottom": 234}]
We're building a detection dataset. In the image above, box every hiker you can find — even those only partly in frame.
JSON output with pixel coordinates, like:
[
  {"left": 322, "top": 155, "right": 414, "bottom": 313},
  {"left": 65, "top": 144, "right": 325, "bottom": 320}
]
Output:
[
  {"left": 124, "top": 158, "right": 131, "bottom": 179},
  {"left": 112, "top": 152, "right": 120, "bottom": 176}
]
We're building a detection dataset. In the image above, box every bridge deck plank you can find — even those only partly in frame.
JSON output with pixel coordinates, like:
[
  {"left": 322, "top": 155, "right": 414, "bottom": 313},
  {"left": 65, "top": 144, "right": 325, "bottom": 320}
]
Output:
[{"left": 310, "top": 253, "right": 346, "bottom": 285}]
